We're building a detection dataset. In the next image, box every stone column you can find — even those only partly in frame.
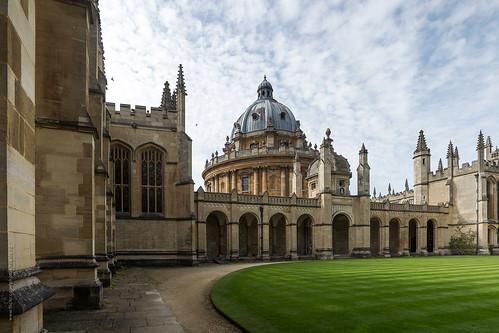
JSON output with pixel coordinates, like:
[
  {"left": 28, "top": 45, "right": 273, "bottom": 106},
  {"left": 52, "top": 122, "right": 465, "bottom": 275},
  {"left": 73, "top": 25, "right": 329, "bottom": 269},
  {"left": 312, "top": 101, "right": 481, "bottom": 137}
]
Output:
[
  {"left": 289, "top": 222, "right": 298, "bottom": 259},
  {"left": 229, "top": 222, "right": 239, "bottom": 260},
  {"left": 280, "top": 168, "right": 286, "bottom": 196},
  {"left": 381, "top": 224, "right": 391, "bottom": 257},
  {"left": 253, "top": 168, "right": 259, "bottom": 195},
  {"left": 230, "top": 171, "right": 237, "bottom": 191},
  {"left": 400, "top": 223, "right": 410, "bottom": 256},
  {"left": 420, "top": 223, "right": 428, "bottom": 256},
  {"left": 214, "top": 175, "right": 219, "bottom": 192},
  {"left": 262, "top": 168, "right": 268, "bottom": 193}
]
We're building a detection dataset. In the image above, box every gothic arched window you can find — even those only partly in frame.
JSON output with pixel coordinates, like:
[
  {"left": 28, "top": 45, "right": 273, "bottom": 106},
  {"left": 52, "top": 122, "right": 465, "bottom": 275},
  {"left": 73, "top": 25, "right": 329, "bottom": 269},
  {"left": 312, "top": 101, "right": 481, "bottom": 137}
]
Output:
[
  {"left": 141, "top": 147, "right": 163, "bottom": 214},
  {"left": 112, "top": 144, "right": 131, "bottom": 214}
]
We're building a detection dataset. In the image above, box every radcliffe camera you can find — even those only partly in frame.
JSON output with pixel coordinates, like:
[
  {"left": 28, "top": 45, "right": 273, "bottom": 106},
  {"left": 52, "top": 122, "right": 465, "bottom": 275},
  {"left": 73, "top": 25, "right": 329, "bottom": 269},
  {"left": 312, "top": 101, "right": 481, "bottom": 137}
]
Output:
[{"left": 1, "top": 1, "right": 498, "bottom": 333}]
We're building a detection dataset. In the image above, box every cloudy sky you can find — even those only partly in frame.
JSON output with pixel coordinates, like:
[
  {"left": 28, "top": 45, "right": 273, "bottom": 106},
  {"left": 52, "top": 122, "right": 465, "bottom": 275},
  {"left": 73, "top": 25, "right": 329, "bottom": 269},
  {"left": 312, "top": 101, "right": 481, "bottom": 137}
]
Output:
[{"left": 100, "top": 0, "right": 499, "bottom": 195}]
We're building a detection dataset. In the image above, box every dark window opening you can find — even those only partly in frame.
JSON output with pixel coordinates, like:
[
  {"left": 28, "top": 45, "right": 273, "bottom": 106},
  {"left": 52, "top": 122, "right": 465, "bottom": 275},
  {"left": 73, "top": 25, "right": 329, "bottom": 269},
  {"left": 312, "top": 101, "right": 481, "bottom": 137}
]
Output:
[
  {"left": 112, "top": 144, "right": 131, "bottom": 214},
  {"left": 141, "top": 148, "right": 163, "bottom": 214}
]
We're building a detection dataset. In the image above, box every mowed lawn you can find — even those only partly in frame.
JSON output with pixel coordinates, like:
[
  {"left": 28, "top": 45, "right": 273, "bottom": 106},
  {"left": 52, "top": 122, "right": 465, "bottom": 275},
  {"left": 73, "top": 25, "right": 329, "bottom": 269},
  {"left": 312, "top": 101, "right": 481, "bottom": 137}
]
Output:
[{"left": 211, "top": 257, "right": 499, "bottom": 333}]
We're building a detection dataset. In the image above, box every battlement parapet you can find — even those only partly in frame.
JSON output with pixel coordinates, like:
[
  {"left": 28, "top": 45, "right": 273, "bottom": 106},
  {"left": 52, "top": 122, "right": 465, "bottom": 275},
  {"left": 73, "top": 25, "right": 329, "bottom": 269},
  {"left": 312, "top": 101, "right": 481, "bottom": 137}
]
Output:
[{"left": 107, "top": 102, "right": 178, "bottom": 129}]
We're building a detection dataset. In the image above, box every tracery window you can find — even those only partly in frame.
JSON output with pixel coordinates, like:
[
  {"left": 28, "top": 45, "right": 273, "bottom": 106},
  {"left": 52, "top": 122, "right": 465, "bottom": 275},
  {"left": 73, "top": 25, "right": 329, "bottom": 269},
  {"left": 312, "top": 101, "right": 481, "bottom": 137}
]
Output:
[
  {"left": 141, "top": 147, "right": 163, "bottom": 214},
  {"left": 112, "top": 144, "right": 131, "bottom": 214}
]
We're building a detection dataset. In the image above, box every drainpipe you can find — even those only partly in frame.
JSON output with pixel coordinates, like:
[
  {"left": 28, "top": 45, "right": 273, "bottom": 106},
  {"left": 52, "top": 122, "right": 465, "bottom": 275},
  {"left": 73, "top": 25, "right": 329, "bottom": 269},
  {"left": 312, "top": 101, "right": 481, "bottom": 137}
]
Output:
[{"left": 260, "top": 206, "right": 264, "bottom": 259}]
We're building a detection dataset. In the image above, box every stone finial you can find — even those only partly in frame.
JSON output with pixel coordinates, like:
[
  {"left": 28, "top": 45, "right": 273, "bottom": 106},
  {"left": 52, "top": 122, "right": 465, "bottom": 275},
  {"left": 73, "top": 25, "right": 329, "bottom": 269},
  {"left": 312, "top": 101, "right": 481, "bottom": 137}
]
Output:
[
  {"left": 373, "top": 187, "right": 377, "bottom": 197},
  {"left": 211, "top": 152, "right": 215, "bottom": 158},
  {"left": 226, "top": 136, "right": 230, "bottom": 143},
  {"left": 446, "top": 141, "right": 454, "bottom": 159},
  {"left": 486, "top": 136, "right": 492, "bottom": 148},
  {"left": 437, "top": 158, "right": 443, "bottom": 173},
  {"left": 176, "top": 64, "right": 186, "bottom": 94},
  {"left": 359, "top": 143, "right": 367, "bottom": 154},
  {"left": 160, "top": 81, "right": 173, "bottom": 109},
  {"left": 314, "top": 144, "right": 317, "bottom": 150},
  {"left": 205, "top": 159, "right": 209, "bottom": 167},
  {"left": 454, "top": 146, "right": 459, "bottom": 160},
  {"left": 325, "top": 128, "right": 331, "bottom": 139},
  {"left": 405, "top": 178, "right": 409, "bottom": 192},
  {"left": 415, "top": 130, "right": 429, "bottom": 153},
  {"left": 392, "top": 189, "right": 395, "bottom": 195},
  {"left": 388, "top": 183, "right": 391, "bottom": 194},
  {"left": 477, "top": 130, "right": 485, "bottom": 151},
  {"left": 215, "top": 150, "right": 218, "bottom": 157}
]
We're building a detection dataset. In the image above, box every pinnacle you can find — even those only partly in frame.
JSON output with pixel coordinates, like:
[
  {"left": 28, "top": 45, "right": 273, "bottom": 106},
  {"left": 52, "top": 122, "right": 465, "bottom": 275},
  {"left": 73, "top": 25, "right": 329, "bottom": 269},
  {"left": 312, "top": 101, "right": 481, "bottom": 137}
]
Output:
[
  {"left": 477, "top": 130, "right": 485, "bottom": 151},
  {"left": 176, "top": 64, "right": 186, "bottom": 93},
  {"left": 415, "top": 130, "right": 428, "bottom": 153},
  {"left": 438, "top": 158, "right": 443, "bottom": 172},
  {"left": 360, "top": 143, "right": 367, "bottom": 153},
  {"left": 446, "top": 141, "right": 453, "bottom": 159}
]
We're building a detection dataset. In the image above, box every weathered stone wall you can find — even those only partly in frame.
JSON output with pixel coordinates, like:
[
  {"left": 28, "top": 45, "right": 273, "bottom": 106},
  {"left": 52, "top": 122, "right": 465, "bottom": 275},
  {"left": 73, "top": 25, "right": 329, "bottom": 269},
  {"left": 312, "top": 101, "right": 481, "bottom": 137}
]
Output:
[
  {"left": 35, "top": 0, "right": 103, "bottom": 310},
  {"left": 0, "top": 0, "right": 52, "bottom": 331}
]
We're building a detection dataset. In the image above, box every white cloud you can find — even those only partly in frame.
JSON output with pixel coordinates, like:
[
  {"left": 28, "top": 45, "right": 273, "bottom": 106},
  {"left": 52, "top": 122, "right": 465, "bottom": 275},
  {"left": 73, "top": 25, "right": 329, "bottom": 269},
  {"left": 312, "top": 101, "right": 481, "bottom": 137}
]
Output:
[{"left": 100, "top": 0, "right": 499, "bottom": 194}]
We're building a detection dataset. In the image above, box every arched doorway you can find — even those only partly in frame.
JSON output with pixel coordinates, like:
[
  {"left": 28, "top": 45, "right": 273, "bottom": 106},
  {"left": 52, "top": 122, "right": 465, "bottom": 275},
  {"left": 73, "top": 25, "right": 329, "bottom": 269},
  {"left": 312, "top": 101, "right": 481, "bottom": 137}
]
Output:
[
  {"left": 409, "top": 219, "right": 418, "bottom": 254},
  {"left": 332, "top": 214, "right": 349, "bottom": 255},
  {"left": 427, "top": 220, "right": 435, "bottom": 253},
  {"left": 370, "top": 218, "right": 381, "bottom": 256},
  {"left": 239, "top": 213, "right": 258, "bottom": 258},
  {"left": 269, "top": 213, "right": 287, "bottom": 257},
  {"left": 297, "top": 215, "right": 313, "bottom": 256},
  {"left": 389, "top": 219, "right": 400, "bottom": 255},
  {"left": 206, "top": 211, "right": 228, "bottom": 260}
]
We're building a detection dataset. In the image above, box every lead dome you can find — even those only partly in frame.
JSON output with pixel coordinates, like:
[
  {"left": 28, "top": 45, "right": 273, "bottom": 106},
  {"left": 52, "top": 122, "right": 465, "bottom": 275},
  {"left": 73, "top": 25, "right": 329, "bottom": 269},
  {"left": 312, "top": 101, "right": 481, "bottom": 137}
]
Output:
[{"left": 231, "top": 77, "right": 299, "bottom": 138}]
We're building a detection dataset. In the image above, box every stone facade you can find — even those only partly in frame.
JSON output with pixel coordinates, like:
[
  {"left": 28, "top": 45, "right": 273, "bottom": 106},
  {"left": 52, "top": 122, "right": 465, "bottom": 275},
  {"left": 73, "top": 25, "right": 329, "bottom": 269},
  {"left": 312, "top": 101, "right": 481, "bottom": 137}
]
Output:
[{"left": 0, "top": 1, "right": 498, "bottom": 332}]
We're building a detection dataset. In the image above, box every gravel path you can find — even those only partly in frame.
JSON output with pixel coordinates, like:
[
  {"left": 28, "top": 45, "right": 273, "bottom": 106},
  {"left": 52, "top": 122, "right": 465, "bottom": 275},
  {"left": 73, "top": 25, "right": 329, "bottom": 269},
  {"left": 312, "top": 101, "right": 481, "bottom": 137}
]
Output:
[{"left": 146, "top": 263, "right": 269, "bottom": 333}]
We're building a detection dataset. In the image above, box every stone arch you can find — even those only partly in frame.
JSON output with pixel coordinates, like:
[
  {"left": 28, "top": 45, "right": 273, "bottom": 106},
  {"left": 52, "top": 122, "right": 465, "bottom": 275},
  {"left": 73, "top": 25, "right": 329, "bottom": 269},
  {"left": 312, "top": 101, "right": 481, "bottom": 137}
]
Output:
[
  {"left": 408, "top": 218, "right": 420, "bottom": 254},
  {"left": 297, "top": 214, "right": 314, "bottom": 257},
  {"left": 206, "top": 211, "right": 228, "bottom": 260},
  {"left": 332, "top": 213, "right": 350, "bottom": 256},
  {"left": 135, "top": 142, "right": 168, "bottom": 159},
  {"left": 239, "top": 212, "right": 259, "bottom": 258},
  {"left": 370, "top": 217, "right": 382, "bottom": 256},
  {"left": 426, "top": 219, "right": 436, "bottom": 253},
  {"left": 269, "top": 213, "right": 287, "bottom": 257},
  {"left": 389, "top": 218, "right": 400, "bottom": 256}
]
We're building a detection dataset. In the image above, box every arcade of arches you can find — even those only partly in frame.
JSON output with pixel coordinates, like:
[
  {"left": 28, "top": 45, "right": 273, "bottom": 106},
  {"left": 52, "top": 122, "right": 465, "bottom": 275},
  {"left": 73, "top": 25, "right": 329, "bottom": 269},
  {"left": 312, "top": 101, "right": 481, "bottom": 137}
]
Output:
[{"left": 202, "top": 209, "right": 448, "bottom": 260}]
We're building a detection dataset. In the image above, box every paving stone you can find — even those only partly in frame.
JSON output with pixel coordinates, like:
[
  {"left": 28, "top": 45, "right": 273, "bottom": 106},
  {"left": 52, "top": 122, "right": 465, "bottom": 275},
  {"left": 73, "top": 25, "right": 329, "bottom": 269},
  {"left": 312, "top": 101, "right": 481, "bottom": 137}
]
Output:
[{"left": 44, "top": 268, "right": 185, "bottom": 333}]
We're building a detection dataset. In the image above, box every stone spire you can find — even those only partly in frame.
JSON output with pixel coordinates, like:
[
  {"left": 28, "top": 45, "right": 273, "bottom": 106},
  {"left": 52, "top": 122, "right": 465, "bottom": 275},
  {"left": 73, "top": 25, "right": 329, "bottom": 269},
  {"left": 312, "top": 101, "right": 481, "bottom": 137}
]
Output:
[
  {"left": 176, "top": 64, "right": 186, "bottom": 94},
  {"left": 388, "top": 183, "right": 391, "bottom": 194},
  {"left": 405, "top": 178, "right": 409, "bottom": 192},
  {"left": 415, "top": 130, "right": 429, "bottom": 153},
  {"left": 160, "top": 81, "right": 174, "bottom": 110},
  {"left": 437, "top": 158, "right": 443, "bottom": 173},
  {"left": 477, "top": 130, "right": 485, "bottom": 151},
  {"left": 373, "top": 187, "right": 377, "bottom": 197},
  {"left": 446, "top": 141, "right": 454, "bottom": 159},
  {"left": 486, "top": 136, "right": 493, "bottom": 160}
]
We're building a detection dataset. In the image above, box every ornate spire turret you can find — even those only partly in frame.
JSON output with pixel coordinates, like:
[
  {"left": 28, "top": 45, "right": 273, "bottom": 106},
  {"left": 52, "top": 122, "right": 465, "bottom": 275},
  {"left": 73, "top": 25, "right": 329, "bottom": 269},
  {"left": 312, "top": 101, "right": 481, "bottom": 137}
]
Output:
[
  {"left": 176, "top": 64, "right": 186, "bottom": 94},
  {"left": 415, "top": 130, "right": 429, "bottom": 153},
  {"left": 405, "top": 179, "right": 409, "bottom": 192},
  {"left": 388, "top": 183, "right": 391, "bottom": 194},
  {"left": 446, "top": 141, "right": 454, "bottom": 159},
  {"left": 160, "top": 81, "right": 174, "bottom": 110},
  {"left": 477, "top": 130, "right": 485, "bottom": 151}
]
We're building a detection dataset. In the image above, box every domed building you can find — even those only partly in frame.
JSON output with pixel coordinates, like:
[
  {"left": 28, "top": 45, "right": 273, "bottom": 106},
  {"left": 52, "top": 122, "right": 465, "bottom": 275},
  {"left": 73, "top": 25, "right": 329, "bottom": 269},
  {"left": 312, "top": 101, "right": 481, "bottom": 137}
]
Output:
[{"left": 203, "top": 77, "right": 352, "bottom": 197}]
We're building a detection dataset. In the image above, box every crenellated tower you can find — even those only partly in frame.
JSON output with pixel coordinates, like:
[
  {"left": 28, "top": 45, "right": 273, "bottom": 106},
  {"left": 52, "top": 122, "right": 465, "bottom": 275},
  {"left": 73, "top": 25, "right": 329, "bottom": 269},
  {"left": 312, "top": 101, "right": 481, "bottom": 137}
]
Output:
[{"left": 413, "top": 130, "right": 431, "bottom": 204}]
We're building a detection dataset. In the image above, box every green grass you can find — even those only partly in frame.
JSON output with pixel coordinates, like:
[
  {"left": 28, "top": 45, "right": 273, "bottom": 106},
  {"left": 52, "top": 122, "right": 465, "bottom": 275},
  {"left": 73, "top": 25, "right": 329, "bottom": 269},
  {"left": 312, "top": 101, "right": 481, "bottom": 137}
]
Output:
[{"left": 211, "top": 257, "right": 499, "bottom": 333}]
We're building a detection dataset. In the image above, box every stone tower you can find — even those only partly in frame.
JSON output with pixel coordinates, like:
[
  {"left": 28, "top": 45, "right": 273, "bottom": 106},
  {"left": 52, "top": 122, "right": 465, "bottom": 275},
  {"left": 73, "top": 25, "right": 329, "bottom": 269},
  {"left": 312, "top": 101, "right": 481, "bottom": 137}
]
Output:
[
  {"left": 413, "top": 130, "right": 431, "bottom": 204},
  {"left": 357, "top": 143, "right": 370, "bottom": 196}
]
